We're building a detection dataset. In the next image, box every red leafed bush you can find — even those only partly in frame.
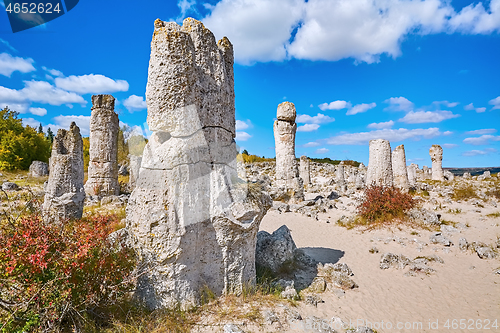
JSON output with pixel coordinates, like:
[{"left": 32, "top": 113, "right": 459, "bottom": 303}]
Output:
[
  {"left": 357, "top": 185, "right": 416, "bottom": 225},
  {"left": 0, "top": 214, "right": 136, "bottom": 332}
]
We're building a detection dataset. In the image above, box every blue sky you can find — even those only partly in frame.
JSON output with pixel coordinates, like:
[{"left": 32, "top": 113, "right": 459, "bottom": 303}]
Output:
[{"left": 0, "top": 0, "right": 499, "bottom": 167}]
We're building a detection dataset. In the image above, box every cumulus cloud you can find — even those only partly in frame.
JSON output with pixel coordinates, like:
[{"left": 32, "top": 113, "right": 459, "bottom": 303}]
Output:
[
  {"left": 318, "top": 100, "right": 350, "bottom": 111},
  {"left": 42, "top": 66, "right": 63, "bottom": 77},
  {"left": 302, "top": 141, "right": 320, "bottom": 147},
  {"left": 123, "top": 95, "right": 147, "bottom": 112},
  {"left": 55, "top": 74, "right": 129, "bottom": 94},
  {"left": 463, "top": 135, "right": 500, "bottom": 145},
  {"left": 462, "top": 148, "right": 498, "bottom": 156},
  {"left": 398, "top": 110, "right": 460, "bottom": 123},
  {"left": 346, "top": 102, "right": 376, "bottom": 115},
  {"left": 464, "top": 102, "right": 486, "bottom": 113},
  {"left": 367, "top": 120, "right": 394, "bottom": 129},
  {"left": 384, "top": 97, "right": 414, "bottom": 112},
  {"left": 297, "top": 124, "right": 320, "bottom": 132},
  {"left": 28, "top": 107, "right": 47, "bottom": 116},
  {"left": 442, "top": 143, "right": 458, "bottom": 148},
  {"left": 489, "top": 96, "right": 500, "bottom": 110},
  {"left": 236, "top": 119, "right": 252, "bottom": 131},
  {"left": 443, "top": 131, "right": 453, "bottom": 135},
  {"left": 236, "top": 131, "right": 252, "bottom": 141},
  {"left": 21, "top": 117, "right": 41, "bottom": 128},
  {"left": 325, "top": 127, "right": 441, "bottom": 145},
  {"left": 0, "top": 53, "right": 35, "bottom": 77},
  {"left": 465, "top": 128, "right": 497, "bottom": 135},
  {"left": 296, "top": 113, "right": 335, "bottom": 124},
  {"left": 315, "top": 148, "right": 329, "bottom": 154}
]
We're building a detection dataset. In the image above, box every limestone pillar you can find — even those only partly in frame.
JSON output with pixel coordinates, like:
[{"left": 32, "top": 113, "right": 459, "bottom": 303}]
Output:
[
  {"left": 299, "top": 155, "right": 311, "bottom": 186},
  {"left": 430, "top": 145, "right": 444, "bottom": 181},
  {"left": 392, "top": 144, "right": 409, "bottom": 191},
  {"left": 407, "top": 163, "right": 418, "bottom": 187},
  {"left": 366, "top": 139, "right": 393, "bottom": 187}
]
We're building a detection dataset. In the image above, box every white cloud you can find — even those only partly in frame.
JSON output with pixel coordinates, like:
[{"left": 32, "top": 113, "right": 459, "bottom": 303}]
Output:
[
  {"left": 123, "top": 94, "right": 147, "bottom": 112},
  {"left": 475, "top": 107, "right": 486, "bottom": 113},
  {"left": 236, "top": 119, "right": 252, "bottom": 131},
  {"left": 302, "top": 141, "right": 320, "bottom": 147},
  {"left": 325, "top": 127, "right": 441, "bottom": 145},
  {"left": 177, "top": 0, "right": 197, "bottom": 19},
  {"left": 465, "top": 128, "right": 497, "bottom": 135},
  {"left": 296, "top": 113, "right": 335, "bottom": 124},
  {"left": 21, "top": 117, "right": 41, "bottom": 128},
  {"left": 28, "top": 107, "right": 47, "bottom": 116},
  {"left": 463, "top": 135, "right": 500, "bottom": 146},
  {"left": 297, "top": 124, "right": 320, "bottom": 132},
  {"left": 315, "top": 148, "right": 329, "bottom": 154},
  {"left": 398, "top": 110, "right": 460, "bottom": 123},
  {"left": 464, "top": 102, "right": 486, "bottom": 113},
  {"left": 0, "top": 53, "right": 35, "bottom": 77},
  {"left": 443, "top": 131, "right": 453, "bottom": 136},
  {"left": 203, "top": 0, "right": 305, "bottom": 64},
  {"left": 346, "top": 102, "right": 376, "bottom": 115},
  {"left": 42, "top": 66, "right": 63, "bottom": 77},
  {"left": 384, "top": 97, "right": 414, "bottom": 112},
  {"left": 55, "top": 74, "right": 129, "bottom": 94},
  {"left": 448, "top": 1, "right": 500, "bottom": 34},
  {"left": 462, "top": 148, "right": 498, "bottom": 156},
  {"left": 367, "top": 120, "right": 394, "bottom": 129},
  {"left": 44, "top": 115, "right": 91, "bottom": 136},
  {"left": 318, "top": 100, "right": 350, "bottom": 111},
  {"left": 489, "top": 96, "right": 500, "bottom": 110},
  {"left": 236, "top": 131, "right": 252, "bottom": 141},
  {"left": 0, "top": 38, "right": 16, "bottom": 52},
  {"left": 442, "top": 143, "right": 458, "bottom": 149}
]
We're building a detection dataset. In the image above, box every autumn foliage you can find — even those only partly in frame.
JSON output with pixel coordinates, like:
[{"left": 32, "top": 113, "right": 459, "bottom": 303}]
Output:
[{"left": 0, "top": 214, "right": 136, "bottom": 332}]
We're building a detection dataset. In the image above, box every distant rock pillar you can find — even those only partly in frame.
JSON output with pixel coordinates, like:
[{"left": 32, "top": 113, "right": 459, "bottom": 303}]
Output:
[
  {"left": 366, "top": 139, "right": 393, "bottom": 187},
  {"left": 273, "top": 102, "right": 304, "bottom": 202},
  {"left": 42, "top": 122, "right": 85, "bottom": 222},
  {"left": 84, "top": 94, "right": 120, "bottom": 197},
  {"left": 407, "top": 163, "right": 418, "bottom": 187},
  {"left": 392, "top": 144, "right": 410, "bottom": 191},
  {"left": 299, "top": 155, "right": 311, "bottom": 186},
  {"left": 430, "top": 145, "right": 444, "bottom": 181}
]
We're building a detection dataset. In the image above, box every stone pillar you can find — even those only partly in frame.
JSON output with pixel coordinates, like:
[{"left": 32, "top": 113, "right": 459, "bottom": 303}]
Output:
[
  {"left": 430, "top": 145, "right": 444, "bottom": 181},
  {"left": 336, "top": 162, "right": 346, "bottom": 190},
  {"left": 84, "top": 95, "right": 120, "bottom": 197},
  {"left": 273, "top": 102, "right": 304, "bottom": 202},
  {"left": 392, "top": 144, "right": 409, "bottom": 191},
  {"left": 42, "top": 122, "right": 85, "bottom": 222},
  {"left": 299, "top": 155, "right": 311, "bottom": 186},
  {"left": 366, "top": 139, "right": 393, "bottom": 187},
  {"left": 422, "top": 166, "right": 432, "bottom": 180},
  {"left": 126, "top": 18, "right": 271, "bottom": 310},
  {"left": 128, "top": 154, "right": 142, "bottom": 190},
  {"left": 407, "top": 163, "right": 418, "bottom": 187}
]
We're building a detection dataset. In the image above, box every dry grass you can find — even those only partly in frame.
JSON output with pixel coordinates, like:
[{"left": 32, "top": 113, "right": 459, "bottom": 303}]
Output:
[
  {"left": 487, "top": 211, "right": 500, "bottom": 218},
  {"left": 452, "top": 184, "right": 479, "bottom": 201}
]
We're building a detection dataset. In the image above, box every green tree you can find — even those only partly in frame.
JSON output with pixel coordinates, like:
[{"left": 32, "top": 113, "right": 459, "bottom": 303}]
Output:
[
  {"left": 242, "top": 149, "right": 249, "bottom": 155},
  {"left": 38, "top": 123, "right": 43, "bottom": 134},
  {"left": 46, "top": 127, "right": 54, "bottom": 144}
]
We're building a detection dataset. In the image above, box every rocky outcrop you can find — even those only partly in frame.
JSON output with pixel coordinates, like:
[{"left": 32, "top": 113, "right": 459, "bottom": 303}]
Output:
[
  {"left": 392, "top": 144, "right": 409, "bottom": 191},
  {"left": 126, "top": 18, "right": 271, "bottom": 310},
  {"left": 430, "top": 145, "right": 444, "bottom": 181},
  {"left": 366, "top": 139, "right": 393, "bottom": 187},
  {"left": 299, "top": 155, "right": 311, "bottom": 186},
  {"left": 42, "top": 122, "right": 85, "bottom": 222},
  {"left": 128, "top": 155, "right": 142, "bottom": 190},
  {"left": 274, "top": 102, "right": 304, "bottom": 202},
  {"left": 29, "top": 161, "right": 48, "bottom": 177},
  {"left": 407, "top": 163, "right": 418, "bottom": 187},
  {"left": 84, "top": 95, "right": 120, "bottom": 197}
]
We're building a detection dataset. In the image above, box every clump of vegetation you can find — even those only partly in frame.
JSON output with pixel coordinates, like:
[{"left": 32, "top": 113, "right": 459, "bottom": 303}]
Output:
[
  {"left": 452, "top": 184, "right": 479, "bottom": 201},
  {"left": 237, "top": 150, "right": 274, "bottom": 163},
  {"left": 0, "top": 213, "right": 136, "bottom": 332},
  {"left": 355, "top": 185, "right": 417, "bottom": 228},
  {"left": 447, "top": 208, "right": 462, "bottom": 214},
  {"left": 0, "top": 108, "right": 51, "bottom": 171},
  {"left": 487, "top": 211, "right": 500, "bottom": 218},
  {"left": 309, "top": 157, "right": 361, "bottom": 167},
  {"left": 486, "top": 187, "right": 500, "bottom": 200}
]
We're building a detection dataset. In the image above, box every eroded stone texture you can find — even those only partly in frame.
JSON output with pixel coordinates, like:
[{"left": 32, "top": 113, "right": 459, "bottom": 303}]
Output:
[
  {"left": 421, "top": 166, "right": 432, "bottom": 180},
  {"left": 84, "top": 95, "right": 120, "bottom": 197},
  {"left": 299, "top": 155, "right": 311, "bottom": 186},
  {"left": 126, "top": 18, "right": 271, "bottom": 310},
  {"left": 366, "top": 139, "right": 393, "bottom": 187},
  {"left": 429, "top": 145, "right": 444, "bottom": 181},
  {"left": 128, "top": 155, "right": 142, "bottom": 189},
  {"left": 407, "top": 163, "right": 418, "bottom": 187},
  {"left": 273, "top": 102, "right": 304, "bottom": 202},
  {"left": 42, "top": 122, "right": 85, "bottom": 222},
  {"left": 336, "top": 163, "right": 347, "bottom": 192},
  {"left": 392, "top": 144, "right": 409, "bottom": 191},
  {"left": 29, "top": 161, "right": 48, "bottom": 177}
]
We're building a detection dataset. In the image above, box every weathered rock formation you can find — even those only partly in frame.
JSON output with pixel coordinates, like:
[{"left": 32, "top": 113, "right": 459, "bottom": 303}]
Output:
[
  {"left": 42, "top": 122, "right": 85, "bottom": 222},
  {"left": 29, "top": 160, "right": 48, "bottom": 177},
  {"left": 299, "top": 155, "right": 311, "bottom": 186},
  {"left": 128, "top": 155, "right": 142, "bottom": 190},
  {"left": 273, "top": 102, "right": 304, "bottom": 202},
  {"left": 126, "top": 18, "right": 271, "bottom": 310},
  {"left": 84, "top": 95, "right": 120, "bottom": 197},
  {"left": 407, "top": 163, "right": 418, "bottom": 187},
  {"left": 429, "top": 145, "right": 444, "bottom": 181},
  {"left": 392, "top": 144, "right": 409, "bottom": 191},
  {"left": 366, "top": 139, "right": 393, "bottom": 187}
]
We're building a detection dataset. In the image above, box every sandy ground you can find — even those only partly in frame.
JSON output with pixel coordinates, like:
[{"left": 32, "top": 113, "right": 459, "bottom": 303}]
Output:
[{"left": 257, "top": 197, "right": 500, "bottom": 333}]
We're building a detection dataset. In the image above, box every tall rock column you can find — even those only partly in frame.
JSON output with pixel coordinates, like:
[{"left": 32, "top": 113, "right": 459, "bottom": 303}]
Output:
[
  {"left": 126, "top": 18, "right": 270, "bottom": 310},
  {"left": 273, "top": 102, "right": 304, "bottom": 202},
  {"left": 42, "top": 122, "right": 85, "bottom": 222},
  {"left": 392, "top": 144, "right": 410, "bottom": 191},
  {"left": 84, "top": 95, "right": 120, "bottom": 197},
  {"left": 430, "top": 145, "right": 444, "bottom": 181},
  {"left": 299, "top": 155, "right": 311, "bottom": 186},
  {"left": 407, "top": 163, "right": 418, "bottom": 187},
  {"left": 366, "top": 139, "right": 393, "bottom": 187}
]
